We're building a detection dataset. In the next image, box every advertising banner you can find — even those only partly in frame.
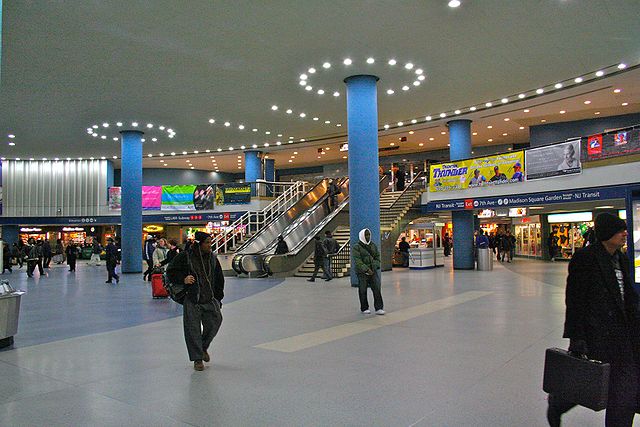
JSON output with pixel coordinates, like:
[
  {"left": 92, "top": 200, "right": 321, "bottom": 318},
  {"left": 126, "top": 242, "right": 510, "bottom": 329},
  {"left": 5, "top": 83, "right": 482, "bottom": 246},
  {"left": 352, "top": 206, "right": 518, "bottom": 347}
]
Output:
[
  {"left": 193, "top": 184, "right": 215, "bottom": 210},
  {"left": 142, "top": 186, "right": 162, "bottom": 210},
  {"left": 108, "top": 187, "right": 121, "bottom": 210},
  {"left": 525, "top": 139, "right": 581, "bottom": 180},
  {"left": 585, "top": 129, "right": 640, "bottom": 161},
  {"left": 429, "top": 151, "right": 525, "bottom": 192},
  {"left": 161, "top": 185, "right": 197, "bottom": 211},
  {"left": 222, "top": 183, "right": 252, "bottom": 204}
]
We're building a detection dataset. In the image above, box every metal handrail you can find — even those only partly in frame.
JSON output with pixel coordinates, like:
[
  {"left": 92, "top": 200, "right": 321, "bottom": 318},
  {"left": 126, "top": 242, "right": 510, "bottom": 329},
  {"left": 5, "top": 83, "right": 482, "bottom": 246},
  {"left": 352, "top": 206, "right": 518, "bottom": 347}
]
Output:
[
  {"left": 211, "top": 181, "right": 307, "bottom": 253},
  {"left": 387, "top": 171, "right": 425, "bottom": 211}
]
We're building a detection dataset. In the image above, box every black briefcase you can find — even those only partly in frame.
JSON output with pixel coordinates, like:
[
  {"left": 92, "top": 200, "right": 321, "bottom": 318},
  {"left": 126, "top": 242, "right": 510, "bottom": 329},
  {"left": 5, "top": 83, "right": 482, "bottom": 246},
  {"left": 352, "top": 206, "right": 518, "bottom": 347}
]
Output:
[{"left": 543, "top": 347, "right": 610, "bottom": 411}]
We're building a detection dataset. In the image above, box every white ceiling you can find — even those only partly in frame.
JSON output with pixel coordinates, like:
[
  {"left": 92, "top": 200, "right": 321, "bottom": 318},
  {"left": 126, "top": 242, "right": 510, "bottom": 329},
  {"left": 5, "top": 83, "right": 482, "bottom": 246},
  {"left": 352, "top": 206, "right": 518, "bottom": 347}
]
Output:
[{"left": 1, "top": 0, "right": 640, "bottom": 169}]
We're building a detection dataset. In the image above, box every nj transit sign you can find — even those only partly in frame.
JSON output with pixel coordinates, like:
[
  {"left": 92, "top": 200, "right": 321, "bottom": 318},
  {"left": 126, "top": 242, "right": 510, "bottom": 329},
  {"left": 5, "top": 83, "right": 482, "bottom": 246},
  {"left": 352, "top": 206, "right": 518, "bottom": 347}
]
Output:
[{"left": 423, "top": 186, "right": 627, "bottom": 212}]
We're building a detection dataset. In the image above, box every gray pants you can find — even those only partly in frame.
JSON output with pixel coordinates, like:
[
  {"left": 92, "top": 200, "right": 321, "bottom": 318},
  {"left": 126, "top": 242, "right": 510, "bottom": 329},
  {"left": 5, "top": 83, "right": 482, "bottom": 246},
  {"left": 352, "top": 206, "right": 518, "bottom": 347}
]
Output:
[
  {"left": 323, "top": 257, "right": 333, "bottom": 280},
  {"left": 183, "top": 299, "right": 223, "bottom": 361}
]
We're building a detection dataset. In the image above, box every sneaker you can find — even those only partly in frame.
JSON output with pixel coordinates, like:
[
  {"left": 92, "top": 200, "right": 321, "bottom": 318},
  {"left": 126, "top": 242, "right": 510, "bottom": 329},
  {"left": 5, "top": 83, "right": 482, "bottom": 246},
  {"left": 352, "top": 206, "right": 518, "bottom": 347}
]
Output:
[
  {"left": 307, "top": 278, "right": 315, "bottom": 282},
  {"left": 105, "top": 281, "right": 112, "bottom": 284},
  {"left": 203, "top": 350, "right": 210, "bottom": 363},
  {"left": 194, "top": 360, "right": 204, "bottom": 371},
  {"left": 362, "top": 309, "right": 371, "bottom": 314},
  {"left": 375, "top": 309, "right": 386, "bottom": 315}
]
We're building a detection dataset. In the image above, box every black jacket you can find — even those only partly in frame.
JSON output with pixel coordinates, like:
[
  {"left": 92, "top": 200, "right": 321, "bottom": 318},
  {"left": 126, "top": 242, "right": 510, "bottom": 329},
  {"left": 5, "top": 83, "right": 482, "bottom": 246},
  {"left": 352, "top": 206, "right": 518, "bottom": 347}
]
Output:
[
  {"left": 166, "top": 250, "right": 224, "bottom": 304},
  {"left": 274, "top": 239, "right": 289, "bottom": 255},
  {"left": 563, "top": 242, "right": 640, "bottom": 363},
  {"left": 105, "top": 243, "right": 119, "bottom": 263}
]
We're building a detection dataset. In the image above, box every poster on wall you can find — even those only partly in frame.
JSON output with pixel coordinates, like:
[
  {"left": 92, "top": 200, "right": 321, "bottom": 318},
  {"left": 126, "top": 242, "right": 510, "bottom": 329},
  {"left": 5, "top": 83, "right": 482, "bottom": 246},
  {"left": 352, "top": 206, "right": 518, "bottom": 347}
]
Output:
[
  {"left": 585, "top": 129, "right": 640, "bottom": 161},
  {"left": 193, "top": 184, "right": 215, "bottom": 210},
  {"left": 108, "top": 187, "right": 121, "bottom": 210},
  {"left": 142, "top": 186, "right": 162, "bottom": 210},
  {"left": 222, "top": 183, "right": 252, "bottom": 204},
  {"left": 161, "top": 185, "right": 197, "bottom": 211},
  {"left": 525, "top": 139, "right": 581, "bottom": 180},
  {"left": 429, "top": 151, "right": 525, "bottom": 192}
]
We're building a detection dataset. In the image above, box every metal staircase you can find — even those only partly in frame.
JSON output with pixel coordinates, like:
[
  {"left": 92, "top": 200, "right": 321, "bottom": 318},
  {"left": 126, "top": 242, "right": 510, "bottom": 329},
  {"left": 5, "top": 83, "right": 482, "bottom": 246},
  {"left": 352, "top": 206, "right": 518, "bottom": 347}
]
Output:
[{"left": 294, "top": 226, "right": 351, "bottom": 278}]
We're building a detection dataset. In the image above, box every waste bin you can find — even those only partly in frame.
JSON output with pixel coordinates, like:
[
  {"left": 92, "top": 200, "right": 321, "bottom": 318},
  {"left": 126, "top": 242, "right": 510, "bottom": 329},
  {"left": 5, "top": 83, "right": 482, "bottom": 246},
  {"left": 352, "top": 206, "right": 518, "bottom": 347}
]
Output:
[
  {"left": 477, "top": 247, "right": 493, "bottom": 271},
  {"left": 0, "top": 281, "right": 24, "bottom": 349}
]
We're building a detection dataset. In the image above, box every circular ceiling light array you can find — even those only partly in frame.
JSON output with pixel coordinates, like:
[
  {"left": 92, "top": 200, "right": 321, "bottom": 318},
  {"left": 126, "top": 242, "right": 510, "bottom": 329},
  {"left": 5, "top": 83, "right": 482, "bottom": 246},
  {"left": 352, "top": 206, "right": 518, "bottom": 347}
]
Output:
[
  {"left": 269, "top": 106, "right": 342, "bottom": 128},
  {"left": 298, "top": 57, "right": 427, "bottom": 98},
  {"left": 86, "top": 122, "right": 176, "bottom": 141},
  {"left": 383, "top": 61, "right": 633, "bottom": 132}
]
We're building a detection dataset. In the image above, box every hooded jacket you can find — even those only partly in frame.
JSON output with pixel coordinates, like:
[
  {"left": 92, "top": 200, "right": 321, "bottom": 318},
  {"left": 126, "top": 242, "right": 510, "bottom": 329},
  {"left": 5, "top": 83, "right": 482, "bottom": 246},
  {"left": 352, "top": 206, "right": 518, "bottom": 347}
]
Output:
[{"left": 352, "top": 228, "right": 380, "bottom": 274}]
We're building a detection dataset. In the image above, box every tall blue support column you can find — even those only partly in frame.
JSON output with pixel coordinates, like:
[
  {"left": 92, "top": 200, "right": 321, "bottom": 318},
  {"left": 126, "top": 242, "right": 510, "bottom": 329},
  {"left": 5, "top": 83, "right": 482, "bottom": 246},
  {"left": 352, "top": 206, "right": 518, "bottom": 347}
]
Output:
[
  {"left": 449, "top": 119, "right": 475, "bottom": 270},
  {"left": 244, "top": 151, "right": 262, "bottom": 195},
  {"left": 264, "top": 158, "right": 275, "bottom": 197},
  {"left": 120, "top": 130, "right": 143, "bottom": 273},
  {"left": 2, "top": 225, "right": 19, "bottom": 245},
  {"left": 345, "top": 75, "right": 380, "bottom": 286}
]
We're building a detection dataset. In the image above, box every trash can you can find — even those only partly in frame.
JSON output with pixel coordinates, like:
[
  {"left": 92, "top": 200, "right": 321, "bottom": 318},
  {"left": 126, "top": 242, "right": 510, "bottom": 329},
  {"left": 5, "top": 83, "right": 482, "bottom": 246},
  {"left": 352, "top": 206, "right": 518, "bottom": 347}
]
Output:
[
  {"left": 477, "top": 247, "right": 493, "bottom": 271},
  {"left": 0, "top": 281, "right": 24, "bottom": 349}
]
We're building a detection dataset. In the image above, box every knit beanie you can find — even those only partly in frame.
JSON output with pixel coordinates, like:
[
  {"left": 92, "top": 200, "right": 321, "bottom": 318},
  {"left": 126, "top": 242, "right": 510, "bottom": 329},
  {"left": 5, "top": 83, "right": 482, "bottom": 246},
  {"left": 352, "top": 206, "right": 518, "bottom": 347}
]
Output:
[
  {"left": 594, "top": 213, "right": 626, "bottom": 242},
  {"left": 194, "top": 231, "right": 211, "bottom": 243}
]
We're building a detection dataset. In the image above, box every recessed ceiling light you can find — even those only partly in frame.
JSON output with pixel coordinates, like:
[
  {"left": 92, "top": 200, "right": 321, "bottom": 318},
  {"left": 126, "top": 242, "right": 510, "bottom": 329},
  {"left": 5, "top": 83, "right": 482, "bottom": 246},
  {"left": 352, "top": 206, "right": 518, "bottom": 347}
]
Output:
[
  {"left": 8, "top": 142, "right": 15, "bottom": 146},
  {"left": 409, "top": 131, "right": 414, "bottom": 134},
  {"left": 541, "top": 119, "right": 547, "bottom": 122},
  {"left": 308, "top": 67, "right": 316, "bottom": 74},
  {"left": 146, "top": 123, "right": 153, "bottom": 128},
  {"left": 405, "top": 63, "right": 414, "bottom": 70},
  {"left": 299, "top": 113, "right": 306, "bottom": 118},
  {"left": 554, "top": 83, "right": 563, "bottom": 89},
  {"left": 276, "top": 141, "right": 282, "bottom": 145},
  {"left": 574, "top": 77, "right": 583, "bottom": 83},
  {"left": 366, "top": 57, "right": 375, "bottom": 64},
  {"left": 485, "top": 102, "right": 492, "bottom": 107},
  {"left": 384, "top": 124, "right": 390, "bottom": 129},
  {"left": 614, "top": 88, "right": 621, "bottom": 93},
  {"left": 397, "top": 121, "right": 403, "bottom": 126},
  {"left": 305, "top": 86, "right": 313, "bottom": 91},
  {"left": 536, "top": 88, "right": 544, "bottom": 94},
  {"left": 238, "top": 125, "right": 245, "bottom": 130},
  {"left": 116, "top": 122, "right": 123, "bottom": 127},
  {"left": 429, "top": 137, "right": 435, "bottom": 141},
  {"left": 286, "top": 109, "right": 293, "bottom": 114},
  {"left": 387, "top": 89, "right": 395, "bottom": 95},
  {"left": 112, "top": 156, "right": 116, "bottom": 159},
  {"left": 518, "top": 94, "right": 526, "bottom": 99},
  {"left": 595, "top": 70, "right": 604, "bottom": 77},
  {"left": 622, "top": 102, "right": 628, "bottom": 106},
  {"left": 413, "top": 81, "right": 420, "bottom": 86},
  {"left": 470, "top": 107, "right": 477, "bottom": 111},
  {"left": 454, "top": 110, "right": 461, "bottom": 114},
  {"left": 131, "top": 122, "right": 138, "bottom": 127},
  {"left": 559, "top": 110, "right": 566, "bottom": 114},
  {"left": 252, "top": 144, "right": 258, "bottom": 148},
  {"left": 224, "top": 122, "right": 230, "bottom": 127},
  {"left": 411, "top": 119, "right": 417, "bottom": 124},
  {"left": 472, "top": 132, "right": 478, "bottom": 136},
  {"left": 426, "top": 116, "right": 432, "bottom": 121},
  {"left": 448, "top": 0, "right": 461, "bottom": 7},
  {"left": 343, "top": 58, "right": 352, "bottom": 65},
  {"left": 523, "top": 109, "right": 530, "bottom": 113},
  {"left": 323, "top": 62, "right": 331, "bottom": 69},
  {"left": 501, "top": 98, "right": 508, "bottom": 103},
  {"left": 402, "top": 85, "right": 410, "bottom": 91},
  {"left": 439, "top": 113, "right": 446, "bottom": 118},
  {"left": 584, "top": 100, "right": 591, "bottom": 104},
  {"left": 240, "top": 145, "right": 246, "bottom": 149},
  {"left": 182, "top": 151, "right": 187, "bottom": 155},
  {"left": 101, "top": 135, "right": 107, "bottom": 139},
  {"left": 228, "top": 147, "right": 234, "bottom": 151},
  {"left": 415, "top": 68, "right": 423, "bottom": 75},
  {"left": 390, "top": 142, "right": 395, "bottom": 146},
  {"left": 317, "top": 89, "right": 324, "bottom": 95},
  {"left": 288, "top": 159, "right": 293, "bottom": 162},
  {"left": 487, "top": 125, "right": 493, "bottom": 129},
  {"left": 112, "top": 137, "right": 118, "bottom": 141},
  {"left": 441, "top": 131, "right": 446, "bottom": 135},
  {"left": 147, "top": 154, "right": 153, "bottom": 157},
  {"left": 190, "top": 167, "right": 195, "bottom": 170},
  {"left": 519, "top": 126, "right": 525, "bottom": 130},
  {"left": 418, "top": 143, "right": 424, "bottom": 147},
  {"left": 502, "top": 133, "right": 508, "bottom": 136},
  {"left": 504, "top": 118, "right": 510, "bottom": 121},
  {"left": 171, "top": 152, "right": 176, "bottom": 155},
  {"left": 102, "top": 123, "right": 109, "bottom": 128},
  {"left": 264, "top": 143, "right": 270, "bottom": 147},
  {"left": 159, "top": 126, "right": 165, "bottom": 130},
  {"left": 299, "top": 81, "right": 306, "bottom": 86},
  {"left": 617, "top": 63, "right": 626, "bottom": 69},
  {"left": 487, "top": 139, "right": 493, "bottom": 142},
  {"left": 300, "top": 74, "right": 307, "bottom": 80},
  {"left": 271, "top": 105, "right": 278, "bottom": 111},
  {"left": 333, "top": 91, "right": 340, "bottom": 97}
]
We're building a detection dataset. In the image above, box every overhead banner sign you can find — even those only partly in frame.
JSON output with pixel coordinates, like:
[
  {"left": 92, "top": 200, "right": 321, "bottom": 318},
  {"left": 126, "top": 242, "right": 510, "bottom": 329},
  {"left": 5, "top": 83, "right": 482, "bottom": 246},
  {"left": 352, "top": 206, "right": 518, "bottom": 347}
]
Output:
[
  {"left": 222, "top": 183, "right": 252, "bottom": 204},
  {"left": 109, "top": 186, "right": 163, "bottom": 210},
  {"left": 193, "top": 184, "right": 215, "bottom": 210},
  {"left": 161, "top": 185, "right": 197, "bottom": 211},
  {"left": 525, "top": 139, "right": 581, "bottom": 180},
  {"left": 585, "top": 129, "right": 640, "bottom": 161},
  {"left": 429, "top": 151, "right": 525, "bottom": 192},
  {"left": 108, "top": 187, "right": 121, "bottom": 210}
]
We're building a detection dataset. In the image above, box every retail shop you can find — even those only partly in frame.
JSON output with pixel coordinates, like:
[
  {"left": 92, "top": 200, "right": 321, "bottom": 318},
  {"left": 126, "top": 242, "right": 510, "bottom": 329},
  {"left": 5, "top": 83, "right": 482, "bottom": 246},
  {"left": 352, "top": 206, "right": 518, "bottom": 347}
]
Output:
[{"left": 513, "top": 215, "right": 542, "bottom": 259}]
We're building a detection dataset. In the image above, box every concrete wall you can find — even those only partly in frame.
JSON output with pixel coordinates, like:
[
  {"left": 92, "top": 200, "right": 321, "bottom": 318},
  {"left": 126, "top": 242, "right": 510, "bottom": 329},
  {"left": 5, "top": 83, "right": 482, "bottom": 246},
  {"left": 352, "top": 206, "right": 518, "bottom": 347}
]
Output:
[
  {"left": 114, "top": 168, "right": 240, "bottom": 186},
  {"left": 530, "top": 113, "right": 640, "bottom": 147}
]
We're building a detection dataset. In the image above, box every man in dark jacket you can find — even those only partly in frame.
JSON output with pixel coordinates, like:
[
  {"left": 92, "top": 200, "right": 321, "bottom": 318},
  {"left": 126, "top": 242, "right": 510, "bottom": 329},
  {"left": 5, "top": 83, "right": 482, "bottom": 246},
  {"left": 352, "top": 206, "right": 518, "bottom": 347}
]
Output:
[
  {"left": 274, "top": 235, "right": 289, "bottom": 255},
  {"left": 308, "top": 235, "right": 330, "bottom": 282},
  {"left": 142, "top": 236, "right": 156, "bottom": 281},
  {"left": 326, "top": 178, "right": 341, "bottom": 212},
  {"left": 42, "top": 240, "right": 52, "bottom": 268},
  {"left": 166, "top": 231, "right": 224, "bottom": 372},
  {"left": 104, "top": 237, "right": 120, "bottom": 284},
  {"left": 398, "top": 236, "right": 410, "bottom": 267},
  {"left": 353, "top": 228, "right": 384, "bottom": 315},
  {"left": 323, "top": 230, "right": 339, "bottom": 281},
  {"left": 547, "top": 213, "right": 639, "bottom": 427}
]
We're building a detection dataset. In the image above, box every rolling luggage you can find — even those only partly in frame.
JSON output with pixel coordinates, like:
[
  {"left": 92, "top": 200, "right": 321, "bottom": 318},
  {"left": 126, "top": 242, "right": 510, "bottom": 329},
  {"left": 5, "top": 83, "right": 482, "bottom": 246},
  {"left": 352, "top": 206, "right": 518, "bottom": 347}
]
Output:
[
  {"left": 543, "top": 347, "right": 610, "bottom": 411},
  {"left": 151, "top": 273, "right": 169, "bottom": 298}
]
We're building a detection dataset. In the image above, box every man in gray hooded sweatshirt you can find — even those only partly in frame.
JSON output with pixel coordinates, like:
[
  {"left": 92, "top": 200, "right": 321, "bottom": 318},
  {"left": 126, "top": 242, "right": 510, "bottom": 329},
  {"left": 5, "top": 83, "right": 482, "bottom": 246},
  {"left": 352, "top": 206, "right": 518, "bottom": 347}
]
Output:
[{"left": 352, "top": 228, "right": 384, "bottom": 315}]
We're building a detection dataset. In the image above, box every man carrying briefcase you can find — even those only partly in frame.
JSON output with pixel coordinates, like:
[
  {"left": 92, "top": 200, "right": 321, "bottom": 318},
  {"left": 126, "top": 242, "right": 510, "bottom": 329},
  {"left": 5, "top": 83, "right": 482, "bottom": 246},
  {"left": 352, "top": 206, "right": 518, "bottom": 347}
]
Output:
[{"left": 547, "top": 213, "right": 640, "bottom": 427}]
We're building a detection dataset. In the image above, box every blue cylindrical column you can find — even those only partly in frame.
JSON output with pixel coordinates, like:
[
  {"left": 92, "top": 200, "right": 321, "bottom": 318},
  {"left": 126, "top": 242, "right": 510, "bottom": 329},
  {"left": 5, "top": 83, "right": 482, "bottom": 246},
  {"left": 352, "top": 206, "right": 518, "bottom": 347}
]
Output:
[
  {"left": 120, "top": 130, "right": 143, "bottom": 273},
  {"left": 244, "top": 151, "right": 262, "bottom": 195},
  {"left": 264, "top": 158, "right": 275, "bottom": 197},
  {"left": 345, "top": 75, "right": 380, "bottom": 286},
  {"left": 448, "top": 119, "right": 475, "bottom": 269},
  {"left": 2, "top": 225, "right": 19, "bottom": 245}
]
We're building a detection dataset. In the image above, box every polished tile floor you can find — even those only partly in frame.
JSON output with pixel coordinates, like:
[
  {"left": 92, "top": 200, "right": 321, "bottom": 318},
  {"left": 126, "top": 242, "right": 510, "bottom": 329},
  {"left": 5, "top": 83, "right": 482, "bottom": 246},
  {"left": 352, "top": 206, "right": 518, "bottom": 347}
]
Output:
[{"left": 0, "top": 258, "right": 611, "bottom": 426}]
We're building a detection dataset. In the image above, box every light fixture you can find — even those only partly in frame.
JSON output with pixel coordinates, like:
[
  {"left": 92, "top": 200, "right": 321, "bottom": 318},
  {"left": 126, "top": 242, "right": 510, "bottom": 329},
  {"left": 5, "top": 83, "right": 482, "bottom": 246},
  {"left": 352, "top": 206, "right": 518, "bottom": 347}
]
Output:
[
  {"left": 584, "top": 100, "right": 591, "bottom": 104},
  {"left": 146, "top": 123, "right": 153, "bottom": 128},
  {"left": 343, "top": 58, "right": 352, "bottom": 65},
  {"left": 617, "top": 63, "right": 626, "bottom": 69},
  {"left": 472, "top": 132, "right": 477, "bottom": 136},
  {"left": 501, "top": 98, "right": 508, "bottom": 103},
  {"left": 622, "top": 102, "right": 628, "bottom": 106},
  {"left": 271, "top": 105, "right": 278, "bottom": 111},
  {"left": 300, "top": 74, "right": 307, "bottom": 80},
  {"left": 518, "top": 94, "right": 525, "bottom": 99},
  {"left": 116, "top": 122, "right": 123, "bottom": 127},
  {"left": 238, "top": 125, "right": 245, "bottom": 130},
  {"left": 574, "top": 77, "right": 583, "bottom": 83},
  {"left": 614, "top": 88, "right": 621, "bottom": 93},
  {"left": 182, "top": 151, "right": 187, "bottom": 155},
  {"left": 384, "top": 124, "right": 389, "bottom": 129},
  {"left": 454, "top": 110, "right": 461, "bottom": 114},
  {"left": 405, "top": 63, "right": 414, "bottom": 70},
  {"left": 594, "top": 111, "right": 600, "bottom": 115},
  {"left": 541, "top": 119, "right": 547, "bottom": 122},
  {"left": 523, "top": 109, "right": 530, "bottom": 113},
  {"left": 470, "top": 106, "right": 477, "bottom": 111},
  {"left": 131, "top": 122, "right": 138, "bottom": 127},
  {"left": 425, "top": 116, "right": 432, "bottom": 121},
  {"left": 595, "top": 70, "right": 604, "bottom": 77},
  {"left": 504, "top": 118, "right": 510, "bottom": 121},
  {"left": 413, "top": 81, "right": 420, "bottom": 86},
  {"left": 429, "top": 137, "right": 435, "bottom": 141},
  {"left": 387, "top": 89, "right": 395, "bottom": 95},
  {"left": 402, "top": 86, "right": 409, "bottom": 91},
  {"left": 171, "top": 152, "right": 176, "bottom": 155},
  {"left": 317, "top": 90, "right": 324, "bottom": 95},
  {"left": 333, "top": 91, "right": 340, "bottom": 97},
  {"left": 439, "top": 113, "right": 446, "bottom": 118},
  {"left": 308, "top": 67, "right": 316, "bottom": 74},
  {"left": 299, "top": 113, "right": 306, "bottom": 118},
  {"left": 397, "top": 121, "right": 403, "bottom": 126},
  {"left": 366, "top": 57, "right": 375, "bottom": 64},
  {"left": 554, "top": 83, "right": 563, "bottom": 89},
  {"left": 487, "top": 125, "right": 493, "bottom": 129},
  {"left": 147, "top": 154, "right": 153, "bottom": 157},
  {"left": 488, "top": 139, "right": 493, "bottom": 142},
  {"left": 8, "top": 142, "right": 15, "bottom": 146},
  {"left": 559, "top": 110, "right": 566, "bottom": 114},
  {"left": 485, "top": 102, "right": 492, "bottom": 107},
  {"left": 224, "top": 122, "right": 230, "bottom": 127},
  {"left": 102, "top": 123, "right": 109, "bottom": 128},
  {"left": 502, "top": 133, "right": 508, "bottom": 136},
  {"left": 411, "top": 119, "right": 417, "bottom": 124},
  {"left": 323, "top": 62, "right": 331, "bottom": 69},
  {"left": 388, "top": 59, "right": 397, "bottom": 65},
  {"left": 305, "top": 86, "right": 312, "bottom": 91},
  {"left": 418, "top": 143, "right": 424, "bottom": 147},
  {"left": 519, "top": 126, "right": 525, "bottom": 130},
  {"left": 390, "top": 142, "right": 395, "bottom": 146},
  {"left": 536, "top": 88, "right": 544, "bottom": 94},
  {"left": 529, "top": 206, "right": 545, "bottom": 210},
  {"left": 448, "top": 0, "right": 461, "bottom": 7}
]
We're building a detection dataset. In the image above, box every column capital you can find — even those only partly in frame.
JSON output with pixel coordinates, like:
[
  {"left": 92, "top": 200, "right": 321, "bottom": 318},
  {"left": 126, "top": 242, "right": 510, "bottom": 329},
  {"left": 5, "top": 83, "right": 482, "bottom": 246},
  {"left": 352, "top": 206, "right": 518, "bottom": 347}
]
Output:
[
  {"left": 344, "top": 74, "right": 380, "bottom": 84},
  {"left": 446, "top": 119, "right": 472, "bottom": 126},
  {"left": 118, "top": 130, "right": 145, "bottom": 136}
]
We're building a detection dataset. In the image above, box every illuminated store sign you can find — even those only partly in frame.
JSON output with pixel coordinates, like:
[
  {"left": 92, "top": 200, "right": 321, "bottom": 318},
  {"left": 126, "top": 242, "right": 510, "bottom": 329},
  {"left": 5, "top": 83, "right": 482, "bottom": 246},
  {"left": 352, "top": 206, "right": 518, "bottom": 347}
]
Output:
[{"left": 547, "top": 212, "right": 593, "bottom": 223}]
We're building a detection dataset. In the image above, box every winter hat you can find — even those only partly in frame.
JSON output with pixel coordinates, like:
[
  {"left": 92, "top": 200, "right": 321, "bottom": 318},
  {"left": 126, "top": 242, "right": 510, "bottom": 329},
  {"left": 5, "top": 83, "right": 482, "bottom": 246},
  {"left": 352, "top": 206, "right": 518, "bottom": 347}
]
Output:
[
  {"left": 194, "top": 231, "right": 211, "bottom": 243},
  {"left": 594, "top": 213, "right": 626, "bottom": 242}
]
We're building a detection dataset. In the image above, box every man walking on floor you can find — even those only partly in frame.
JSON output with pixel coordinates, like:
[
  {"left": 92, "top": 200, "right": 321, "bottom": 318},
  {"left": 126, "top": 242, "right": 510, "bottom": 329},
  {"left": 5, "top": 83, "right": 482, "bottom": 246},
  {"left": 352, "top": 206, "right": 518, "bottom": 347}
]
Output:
[
  {"left": 166, "top": 231, "right": 224, "bottom": 372},
  {"left": 104, "top": 237, "right": 120, "bottom": 284},
  {"left": 308, "top": 235, "right": 330, "bottom": 282}
]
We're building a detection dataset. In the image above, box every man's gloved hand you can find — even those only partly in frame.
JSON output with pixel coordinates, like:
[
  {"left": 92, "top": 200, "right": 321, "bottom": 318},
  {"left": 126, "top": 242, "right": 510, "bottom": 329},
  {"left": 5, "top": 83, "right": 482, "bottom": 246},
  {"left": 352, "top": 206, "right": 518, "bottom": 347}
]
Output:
[{"left": 568, "top": 338, "right": 588, "bottom": 357}]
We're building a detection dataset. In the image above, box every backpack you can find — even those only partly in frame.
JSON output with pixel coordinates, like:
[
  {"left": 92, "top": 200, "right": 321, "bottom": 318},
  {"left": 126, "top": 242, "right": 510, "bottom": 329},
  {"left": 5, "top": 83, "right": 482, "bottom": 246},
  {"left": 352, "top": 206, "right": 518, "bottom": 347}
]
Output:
[{"left": 162, "top": 253, "right": 192, "bottom": 305}]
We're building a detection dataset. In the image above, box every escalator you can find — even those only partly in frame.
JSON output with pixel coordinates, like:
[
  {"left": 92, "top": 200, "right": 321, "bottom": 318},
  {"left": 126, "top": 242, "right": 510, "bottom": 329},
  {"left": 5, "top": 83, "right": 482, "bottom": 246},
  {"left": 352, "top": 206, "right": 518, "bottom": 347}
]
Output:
[
  {"left": 231, "top": 177, "right": 349, "bottom": 275},
  {"left": 262, "top": 175, "right": 390, "bottom": 276}
]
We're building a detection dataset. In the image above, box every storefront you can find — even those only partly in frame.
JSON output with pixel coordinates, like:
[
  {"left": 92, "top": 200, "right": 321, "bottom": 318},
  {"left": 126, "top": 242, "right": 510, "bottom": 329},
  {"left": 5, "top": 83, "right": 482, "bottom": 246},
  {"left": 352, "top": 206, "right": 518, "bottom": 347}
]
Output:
[
  {"left": 513, "top": 215, "right": 542, "bottom": 258},
  {"left": 18, "top": 227, "right": 47, "bottom": 242},
  {"left": 547, "top": 212, "right": 594, "bottom": 260}
]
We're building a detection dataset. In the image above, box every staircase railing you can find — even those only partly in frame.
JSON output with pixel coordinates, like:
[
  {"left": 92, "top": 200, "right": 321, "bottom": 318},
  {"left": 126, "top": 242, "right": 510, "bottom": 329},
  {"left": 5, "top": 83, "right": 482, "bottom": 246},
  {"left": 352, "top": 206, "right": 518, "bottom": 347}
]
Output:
[
  {"left": 211, "top": 181, "right": 307, "bottom": 253},
  {"left": 330, "top": 239, "right": 351, "bottom": 273},
  {"left": 387, "top": 171, "right": 426, "bottom": 212}
]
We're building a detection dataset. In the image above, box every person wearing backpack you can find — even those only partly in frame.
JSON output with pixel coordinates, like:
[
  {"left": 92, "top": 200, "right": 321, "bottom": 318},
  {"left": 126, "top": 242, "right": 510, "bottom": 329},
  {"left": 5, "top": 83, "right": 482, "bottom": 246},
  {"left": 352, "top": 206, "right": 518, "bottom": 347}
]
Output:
[{"left": 166, "top": 231, "right": 224, "bottom": 372}]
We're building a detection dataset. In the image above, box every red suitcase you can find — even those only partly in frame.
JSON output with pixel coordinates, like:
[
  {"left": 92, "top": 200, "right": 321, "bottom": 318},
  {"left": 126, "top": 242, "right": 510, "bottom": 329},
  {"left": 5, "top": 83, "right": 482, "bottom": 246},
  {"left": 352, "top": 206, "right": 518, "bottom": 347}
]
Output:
[{"left": 151, "top": 273, "right": 169, "bottom": 298}]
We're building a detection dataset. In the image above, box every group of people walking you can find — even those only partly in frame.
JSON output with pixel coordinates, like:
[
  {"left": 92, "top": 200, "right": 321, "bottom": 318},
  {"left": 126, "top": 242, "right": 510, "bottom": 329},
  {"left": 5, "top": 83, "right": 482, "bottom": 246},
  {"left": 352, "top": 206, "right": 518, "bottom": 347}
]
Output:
[{"left": 476, "top": 229, "right": 516, "bottom": 263}]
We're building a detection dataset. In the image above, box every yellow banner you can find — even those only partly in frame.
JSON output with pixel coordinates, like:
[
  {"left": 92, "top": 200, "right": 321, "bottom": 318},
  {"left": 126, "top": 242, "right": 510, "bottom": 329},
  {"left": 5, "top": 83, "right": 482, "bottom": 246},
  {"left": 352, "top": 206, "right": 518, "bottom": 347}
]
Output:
[{"left": 429, "top": 151, "right": 525, "bottom": 192}]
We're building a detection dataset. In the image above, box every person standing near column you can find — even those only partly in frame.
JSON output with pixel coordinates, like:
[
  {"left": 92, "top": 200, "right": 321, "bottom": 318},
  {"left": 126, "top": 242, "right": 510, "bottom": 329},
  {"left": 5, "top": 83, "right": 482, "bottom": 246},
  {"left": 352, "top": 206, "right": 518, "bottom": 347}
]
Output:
[
  {"left": 547, "top": 213, "right": 639, "bottom": 427},
  {"left": 104, "top": 238, "right": 120, "bottom": 284},
  {"left": 353, "top": 228, "right": 384, "bottom": 315},
  {"left": 166, "top": 231, "right": 224, "bottom": 372}
]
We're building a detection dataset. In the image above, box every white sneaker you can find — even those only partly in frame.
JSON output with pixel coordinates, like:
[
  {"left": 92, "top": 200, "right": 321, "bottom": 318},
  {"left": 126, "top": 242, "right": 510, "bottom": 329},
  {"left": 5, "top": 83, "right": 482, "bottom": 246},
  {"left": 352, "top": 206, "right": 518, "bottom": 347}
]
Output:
[
  {"left": 362, "top": 309, "right": 371, "bottom": 314},
  {"left": 375, "top": 309, "right": 386, "bottom": 315}
]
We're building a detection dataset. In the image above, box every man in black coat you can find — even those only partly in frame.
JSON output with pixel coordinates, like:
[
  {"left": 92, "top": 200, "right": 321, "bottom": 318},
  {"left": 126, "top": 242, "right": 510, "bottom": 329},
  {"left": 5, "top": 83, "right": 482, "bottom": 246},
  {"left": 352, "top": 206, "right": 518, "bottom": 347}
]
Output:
[
  {"left": 548, "top": 213, "right": 639, "bottom": 427},
  {"left": 307, "top": 235, "right": 329, "bottom": 282},
  {"left": 104, "top": 237, "right": 120, "bottom": 284},
  {"left": 166, "top": 231, "right": 224, "bottom": 372}
]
